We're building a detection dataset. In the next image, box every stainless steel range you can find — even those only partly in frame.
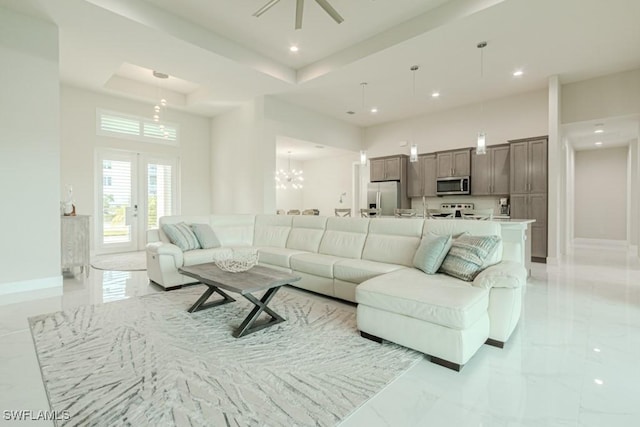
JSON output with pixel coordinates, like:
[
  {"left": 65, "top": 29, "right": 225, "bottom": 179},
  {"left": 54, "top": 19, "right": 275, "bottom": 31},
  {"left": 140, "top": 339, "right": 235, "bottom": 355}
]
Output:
[{"left": 440, "top": 203, "right": 474, "bottom": 218}]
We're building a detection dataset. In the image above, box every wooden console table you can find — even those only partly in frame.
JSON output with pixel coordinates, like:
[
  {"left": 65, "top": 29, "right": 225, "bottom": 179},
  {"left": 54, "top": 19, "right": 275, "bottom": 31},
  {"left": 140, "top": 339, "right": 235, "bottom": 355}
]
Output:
[{"left": 61, "top": 215, "right": 90, "bottom": 277}]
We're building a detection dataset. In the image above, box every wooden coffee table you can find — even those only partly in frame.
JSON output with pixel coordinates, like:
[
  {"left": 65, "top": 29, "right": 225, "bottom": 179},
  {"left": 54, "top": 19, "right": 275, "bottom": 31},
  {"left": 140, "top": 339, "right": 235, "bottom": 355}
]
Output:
[{"left": 178, "top": 263, "right": 301, "bottom": 338}]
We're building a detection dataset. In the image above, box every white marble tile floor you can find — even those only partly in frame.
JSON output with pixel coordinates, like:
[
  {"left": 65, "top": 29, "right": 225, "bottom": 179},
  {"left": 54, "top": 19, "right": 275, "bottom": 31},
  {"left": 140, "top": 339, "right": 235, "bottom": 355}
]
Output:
[{"left": 1, "top": 245, "right": 639, "bottom": 426}]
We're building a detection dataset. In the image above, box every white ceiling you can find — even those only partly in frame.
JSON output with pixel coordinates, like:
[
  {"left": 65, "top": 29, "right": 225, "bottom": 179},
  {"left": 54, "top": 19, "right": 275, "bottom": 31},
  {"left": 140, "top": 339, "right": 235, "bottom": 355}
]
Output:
[
  {"left": 3, "top": 0, "right": 640, "bottom": 133},
  {"left": 276, "top": 136, "right": 357, "bottom": 161},
  {"left": 563, "top": 115, "right": 639, "bottom": 152}
]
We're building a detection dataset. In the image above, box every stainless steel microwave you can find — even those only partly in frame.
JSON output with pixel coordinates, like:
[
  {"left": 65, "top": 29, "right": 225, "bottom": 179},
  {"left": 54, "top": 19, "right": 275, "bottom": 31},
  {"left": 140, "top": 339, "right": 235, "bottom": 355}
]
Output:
[{"left": 436, "top": 176, "right": 470, "bottom": 196}]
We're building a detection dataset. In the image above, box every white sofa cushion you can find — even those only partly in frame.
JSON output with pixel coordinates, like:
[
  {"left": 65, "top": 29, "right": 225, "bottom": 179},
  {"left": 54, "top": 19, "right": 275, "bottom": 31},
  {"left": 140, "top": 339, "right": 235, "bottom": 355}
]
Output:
[
  {"left": 210, "top": 215, "right": 256, "bottom": 246},
  {"left": 334, "top": 259, "right": 405, "bottom": 284},
  {"left": 356, "top": 268, "right": 489, "bottom": 330},
  {"left": 286, "top": 216, "right": 328, "bottom": 252},
  {"left": 423, "top": 219, "right": 503, "bottom": 265},
  {"left": 257, "top": 247, "right": 308, "bottom": 268},
  {"left": 290, "top": 253, "right": 344, "bottom": 278},
  {"left": 318, "top": 217, "right": 369, "bottom": 259},
  {"left": 361, "top": 218, "right": 423, "bottom": 267},
  {"left": 253, "top": 215, "right": 292, "bottom": 247},
  {"left": 183, "top": 247, "right": 232, "bottom": 266}
]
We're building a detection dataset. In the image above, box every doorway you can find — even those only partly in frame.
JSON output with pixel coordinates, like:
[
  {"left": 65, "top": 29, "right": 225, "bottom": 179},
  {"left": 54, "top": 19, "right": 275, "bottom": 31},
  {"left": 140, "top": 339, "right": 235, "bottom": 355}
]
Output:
[{"left": 96, "top": 149, "right": 178, "bottom": 254}]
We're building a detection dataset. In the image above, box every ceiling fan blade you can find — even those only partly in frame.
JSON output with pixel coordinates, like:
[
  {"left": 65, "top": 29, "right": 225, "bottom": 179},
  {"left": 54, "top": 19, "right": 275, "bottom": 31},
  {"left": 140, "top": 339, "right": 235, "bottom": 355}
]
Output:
[
  {"left": 252, "top": 0, "right": 281, "bottom": 17},
  {"left": 314, "top": 0, "right": 344, "bottom": 24},
  {"left": 295, "top": 0, "right": 304, "bottom": 29}
]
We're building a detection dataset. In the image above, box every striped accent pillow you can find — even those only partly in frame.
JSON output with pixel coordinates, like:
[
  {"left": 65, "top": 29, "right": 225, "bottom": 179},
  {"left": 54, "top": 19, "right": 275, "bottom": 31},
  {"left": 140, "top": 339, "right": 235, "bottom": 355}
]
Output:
[
  {"left": 161, "top": 222, "right": 201, "bottom": 251},
  {"left": 439, "top": 235, "right": 501, "bottom": 281}
]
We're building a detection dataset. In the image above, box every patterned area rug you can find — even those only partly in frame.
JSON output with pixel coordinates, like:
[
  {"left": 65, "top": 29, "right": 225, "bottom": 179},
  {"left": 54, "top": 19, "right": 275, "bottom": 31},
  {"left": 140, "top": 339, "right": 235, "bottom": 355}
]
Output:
[
  {"left": 90, "top": 251, "right": 146, "bottom": 271},
  {"left": 30, "top": 287, "right": 421, "bottom": 426}
]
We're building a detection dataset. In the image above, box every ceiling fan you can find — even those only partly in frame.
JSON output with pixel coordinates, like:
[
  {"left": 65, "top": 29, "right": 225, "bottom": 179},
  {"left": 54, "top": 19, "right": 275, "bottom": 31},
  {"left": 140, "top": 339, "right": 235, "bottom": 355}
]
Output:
[{"left": 252, "top": 0, "right": 344, "bottom": 30}]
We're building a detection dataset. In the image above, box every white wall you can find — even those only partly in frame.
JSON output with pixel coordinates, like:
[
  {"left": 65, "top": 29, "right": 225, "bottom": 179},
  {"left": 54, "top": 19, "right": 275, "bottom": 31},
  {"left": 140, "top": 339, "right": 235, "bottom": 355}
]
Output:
[
  {"left": 364, "top": 89, "right": 548, "bottom": 156},
  {"left": 561, "top": 68, "right": 640, "bottom": 252},
  {"left": 60, "top": 85, "right": 211, "bottom": 251},
  {"left": 301, "top": 154, "right": 358, "bottom": 217},
  {"left": 264, "top": 97, "right": 363, "bottom": 153},
  {"left": 631, "top": 137, "right": 640, "bottom": 248},
  {"left": 574, "top": 147, "right": 628, "bottom": 241},
  {"left": 562, "top": 69, "right": 640, "bottom": 124},
  {"left": 0, "top": 8, "right": 61, "bottom": 294},
  {"left": 210, "top": 98, "right": 269, "bottom": 214},
  {"left": 210, "top": 96, "right": 362, "bottom": 214}
]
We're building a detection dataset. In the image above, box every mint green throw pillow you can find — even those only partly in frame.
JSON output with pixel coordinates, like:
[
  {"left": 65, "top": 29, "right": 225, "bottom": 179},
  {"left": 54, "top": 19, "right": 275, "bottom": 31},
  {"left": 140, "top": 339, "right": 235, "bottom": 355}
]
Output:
[
  {"left": 413, "top": 233, "right": 453, "bottom": 274},
  {"left": 161, "top": 222, "right": 201, "bottom": 251},
  {"left": 439, "top": 235, "right": 501, "bottom": 281},
  {"left": 190, "top": 223, "right": 221, "bottom": 249}
]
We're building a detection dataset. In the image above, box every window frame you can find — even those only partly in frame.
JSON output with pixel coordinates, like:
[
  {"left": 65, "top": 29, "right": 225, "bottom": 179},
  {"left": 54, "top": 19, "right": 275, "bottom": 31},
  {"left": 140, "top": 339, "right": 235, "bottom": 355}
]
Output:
[{"left": 96, "top": 108, "right": 180, "bottom": 146}]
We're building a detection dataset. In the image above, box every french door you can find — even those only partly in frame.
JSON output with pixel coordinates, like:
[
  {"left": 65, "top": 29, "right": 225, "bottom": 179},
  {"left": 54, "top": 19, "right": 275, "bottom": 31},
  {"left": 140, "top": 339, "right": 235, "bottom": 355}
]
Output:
[{"left": 96, "top": 149, "right": 178, "bottom": 254}]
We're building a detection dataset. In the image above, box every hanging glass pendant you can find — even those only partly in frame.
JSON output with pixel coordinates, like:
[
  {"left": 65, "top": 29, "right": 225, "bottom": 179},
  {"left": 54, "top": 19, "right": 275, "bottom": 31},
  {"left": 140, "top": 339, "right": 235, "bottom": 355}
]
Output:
[{"left": 477, "top": 132, "right": 487, "bottom": 155}]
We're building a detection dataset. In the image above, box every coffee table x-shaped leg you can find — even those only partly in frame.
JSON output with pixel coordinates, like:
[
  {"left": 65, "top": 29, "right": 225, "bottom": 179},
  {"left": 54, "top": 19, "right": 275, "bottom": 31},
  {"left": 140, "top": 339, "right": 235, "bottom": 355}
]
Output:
[{"left": 188, "top": 285, "right": 285, "bottom": 338}]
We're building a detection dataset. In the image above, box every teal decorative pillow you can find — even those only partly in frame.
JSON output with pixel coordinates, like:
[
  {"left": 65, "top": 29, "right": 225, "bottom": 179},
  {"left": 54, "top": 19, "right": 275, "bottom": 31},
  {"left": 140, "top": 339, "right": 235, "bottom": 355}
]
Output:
[
  {"left": 439, "top": 235, "right": 501, "bottom": 281},
  {"left": 413, "top": 233, "right": 453, "bottom": 274},
  {"left": 190, "top": 223, "right": 221, "bottom": 249},
  {"left": 161, "top": 222, "right": 201, "bottom": 251}
]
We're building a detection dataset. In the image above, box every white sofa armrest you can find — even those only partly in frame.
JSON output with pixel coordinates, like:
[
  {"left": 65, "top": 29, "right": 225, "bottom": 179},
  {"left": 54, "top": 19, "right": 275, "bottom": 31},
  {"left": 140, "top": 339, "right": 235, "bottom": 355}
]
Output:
[
  {"left": 472, "top": 261, "right": 526, "bottom": 290},
  {"left": 146, "top": 241, "right": 184, "bottom": 269},
  {"left": 147, "top": 228, "right": 161, "bottom": 243}
]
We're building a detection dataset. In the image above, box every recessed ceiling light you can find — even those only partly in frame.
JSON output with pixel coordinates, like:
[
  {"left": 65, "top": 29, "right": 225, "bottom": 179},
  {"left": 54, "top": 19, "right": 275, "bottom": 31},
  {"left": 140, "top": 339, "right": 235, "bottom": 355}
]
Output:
[
  {"left": 370, "top": 107, "right": 378, "bottom": 113},
  {"left": 593, "top": 348, "right": 601, "bottom": 352},
  {"left": 513, "top": 70, "right": 524, "bottom": 77},
  {"left": 594, "top": 379, "right": 604, "bottom": 385},
  {"left": 594, "top": 129, "right": 604, "bottom": 134},
  {"left": 289, "top": 45, "right": 299, "bottom": 53},
  {"left": 315, "top": 145, "right": 324, "bottom": 149},
  {"left": 346, "top": 111, "right": 355, "bottom": 115},
  {"left": 595, "top": 141, "right": 603, "bottom": 146},
  {"left": 432, "top": 92, "right": 440, "bottom": 98}
]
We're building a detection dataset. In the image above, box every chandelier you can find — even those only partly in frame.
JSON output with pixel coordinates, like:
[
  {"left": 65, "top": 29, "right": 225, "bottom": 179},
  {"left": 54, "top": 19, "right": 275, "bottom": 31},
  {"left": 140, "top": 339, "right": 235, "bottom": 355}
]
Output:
[{"left": 275, "top": 151, "right": 304, "bottom": 190}]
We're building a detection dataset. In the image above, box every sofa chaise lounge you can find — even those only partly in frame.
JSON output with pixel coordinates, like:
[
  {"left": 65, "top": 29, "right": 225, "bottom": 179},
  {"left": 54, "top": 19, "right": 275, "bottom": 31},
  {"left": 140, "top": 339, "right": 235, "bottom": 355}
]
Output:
[{"left": 147, "top": 214, "right": 527, "bottom": 370}]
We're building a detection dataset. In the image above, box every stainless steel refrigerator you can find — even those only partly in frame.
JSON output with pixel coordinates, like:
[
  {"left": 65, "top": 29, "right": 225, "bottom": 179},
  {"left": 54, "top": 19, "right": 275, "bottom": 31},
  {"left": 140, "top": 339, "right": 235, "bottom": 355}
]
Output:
[{"left": 367, "top": 181, "right": 400, "bottom": 216}]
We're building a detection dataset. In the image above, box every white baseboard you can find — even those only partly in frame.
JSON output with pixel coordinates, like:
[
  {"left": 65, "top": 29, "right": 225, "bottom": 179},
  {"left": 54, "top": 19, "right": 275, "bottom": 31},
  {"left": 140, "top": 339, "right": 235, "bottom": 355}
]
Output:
[
  {"left": 573, "top": 238, "right": 628, "bottom": 247},
  {"left": 0, "top": 275, "right": 63, "bottom": 297}
]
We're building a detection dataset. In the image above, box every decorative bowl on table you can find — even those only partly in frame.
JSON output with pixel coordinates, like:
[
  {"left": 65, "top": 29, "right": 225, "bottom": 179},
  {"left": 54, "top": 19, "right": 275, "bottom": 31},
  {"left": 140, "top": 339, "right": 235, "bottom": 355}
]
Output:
[{"left": 214, "top": 249, "right": 258, "bottom": 273}]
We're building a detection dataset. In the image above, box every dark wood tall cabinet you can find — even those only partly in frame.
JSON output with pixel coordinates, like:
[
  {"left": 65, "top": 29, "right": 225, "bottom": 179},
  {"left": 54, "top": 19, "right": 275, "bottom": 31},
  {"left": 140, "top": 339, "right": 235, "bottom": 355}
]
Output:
[
  {"left": 407, "top": 154, "right": 437, "bottom": 198},
  {"left": 509, "top": 136, "right": 548, "bottom": 262},
  {"left": 471, "top": 144, "right": 510, "bottom": 195}
]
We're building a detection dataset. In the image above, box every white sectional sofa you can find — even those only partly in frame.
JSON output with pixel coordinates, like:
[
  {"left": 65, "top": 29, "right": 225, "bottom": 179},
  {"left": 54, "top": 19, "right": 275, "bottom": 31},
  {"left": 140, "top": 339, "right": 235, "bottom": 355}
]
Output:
[{"left": 146, "top": 214, "right": 527, "bottom": 370}]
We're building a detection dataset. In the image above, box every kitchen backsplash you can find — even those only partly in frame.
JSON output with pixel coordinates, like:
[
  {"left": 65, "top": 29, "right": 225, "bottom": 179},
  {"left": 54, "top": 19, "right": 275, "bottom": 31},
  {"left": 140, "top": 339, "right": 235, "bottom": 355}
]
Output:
[{"left": 410, "top": 195, "right": 506, "bottom": 213}]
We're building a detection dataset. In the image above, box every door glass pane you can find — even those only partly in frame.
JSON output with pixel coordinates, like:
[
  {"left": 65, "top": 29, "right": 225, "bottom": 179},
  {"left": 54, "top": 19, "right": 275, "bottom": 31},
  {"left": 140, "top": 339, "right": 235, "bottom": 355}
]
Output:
[
  {"left": 147, "top": 163, "right": 173, "bottom": 229},
  {"left": 102, "top": 159, "right": 132, "bottom": 244}
]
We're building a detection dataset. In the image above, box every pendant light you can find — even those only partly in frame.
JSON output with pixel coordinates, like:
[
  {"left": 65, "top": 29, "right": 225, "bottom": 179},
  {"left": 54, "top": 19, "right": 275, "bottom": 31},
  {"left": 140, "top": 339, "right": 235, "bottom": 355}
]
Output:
[
  {"left": 359, "top": 82, "right": 368, "bottom": 165},
  {"left": 409, "top": 65, "right": 419, "bottom": 162},
  {"left": 152, "top": 70, "right": 170, "bottom": 139},
  {"left": 476, "top": 42, "right": 487, "bottom": 155}
]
